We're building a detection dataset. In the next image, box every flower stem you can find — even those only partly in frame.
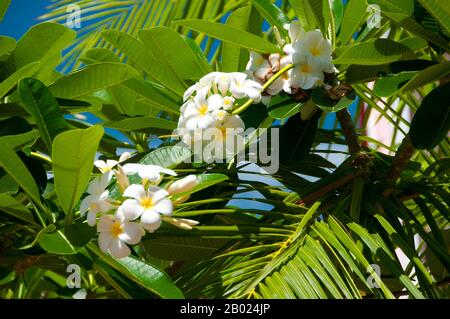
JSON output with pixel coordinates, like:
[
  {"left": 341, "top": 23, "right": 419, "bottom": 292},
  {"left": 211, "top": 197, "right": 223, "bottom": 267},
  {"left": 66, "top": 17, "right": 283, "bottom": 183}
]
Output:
[{"left": 232, "top": 64, "right": 294, "bottom": 115}]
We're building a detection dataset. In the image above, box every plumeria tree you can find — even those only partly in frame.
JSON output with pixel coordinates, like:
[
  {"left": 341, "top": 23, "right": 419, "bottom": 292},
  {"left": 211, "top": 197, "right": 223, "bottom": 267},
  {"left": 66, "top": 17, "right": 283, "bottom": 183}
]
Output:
[{"left": 0, "top": 0, "right": 449, "bottom": 299}]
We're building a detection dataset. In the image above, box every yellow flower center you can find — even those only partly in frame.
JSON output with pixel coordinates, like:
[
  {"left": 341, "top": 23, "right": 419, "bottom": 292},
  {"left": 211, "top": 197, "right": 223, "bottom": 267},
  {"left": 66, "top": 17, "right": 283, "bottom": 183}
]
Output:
[
  {"left": 311, "top": 47, "right": 321, "bottom": 56},
  {"left": 198, "top": 104, "right": 208, "bottom": 116},
  {"left": 299, "top": 64, "right": 311, "bottom": 73},
  {"left": 140, "top": 197, "right": 154, "bottom": 209},
  {"left": 90, "top": 202, "right": 98, "bottom": 211},
  {"left": 110, "top": 221, "right": 123, "bottom": 237}
]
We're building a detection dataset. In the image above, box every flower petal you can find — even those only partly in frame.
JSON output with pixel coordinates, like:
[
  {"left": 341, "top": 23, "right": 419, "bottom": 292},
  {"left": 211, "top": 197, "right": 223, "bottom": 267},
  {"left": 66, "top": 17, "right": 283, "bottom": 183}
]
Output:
[
  {"left": 121, "top": 163, "right": 142, "bottom": 176},
  {"left": 140, "top": 210, "right": 162, "bottom": 232},
  {"left": 123, "top": 184, "right": 146, "bottom": 200},
  {"left": 87, "top": 211, "right": 97, "bottom": 226},
  {"left": 119, "top": 222, "right": 143, "bottom": 245},
  {"left": 109, "top": 238, "right": 131, "bottom": 259},
  {"left": 98, "top": 214, "right": 114, "bottom": 232},
  {"left": 120, "top": 199, "right": 144, "bottom": 220},
  {"left": 153, "top": 198, "right": 173, "bottom": 216},
  {"left": 98, "top": 232, "right": 113, "bottom": 253}
]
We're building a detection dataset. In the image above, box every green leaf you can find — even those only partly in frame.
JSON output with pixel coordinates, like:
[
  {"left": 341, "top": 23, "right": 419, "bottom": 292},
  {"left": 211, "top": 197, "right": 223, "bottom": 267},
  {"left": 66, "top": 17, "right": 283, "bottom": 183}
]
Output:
[
  {"left": 221, "top": 5, "right": 252, "bottom": 72},
  {"left": 49, "top": 62, "right": 140, "bottom": 99},
  {"left": 288, "top": 0, "right": 316, "bottom": 30},
  {"left": 89, "top": 243, "right": 184, "bottom": 299},
  {"left": 175, "top": 19, "right": 281, "bottom": 54},
  {"left": 0, "top": 130, "right": 39, "bottom": 150},
  {"left": 304, "top": 0, "right": 331, "bottom": 37},
  {"left": 52, "top": 126, "right": 104, "bottom": 215},
  {"left": 338, "top": 0, "right": 368, "bottom": 44},
  {"left": 65, "top": 222, "right": 96, "bottom": 248},
  {"left": 312, "top": 87, "right": 356, "bottom": 112},
  {"left": 39, "top": 230, "right": 77, "bottom": 255},
  {"left": 373, "top": 71, "right": 418, "bottom": 97},
  {"left": 142, "top": 236, "right": 227, "bottom": 261},
  {"left": 5, "top": 22, "right": 75, "bottom": 73},
  {"left": 139, "top": 27, "right": 210, "bottom": 80},
  {"left": 123, "top": 78, "right": 180, "bottom": 115},
  {"left": 250, "top": 0, "right": 289, "bottom": 37},
  {"left": 0, "top": 193, "right": 35, "bottom": 224},
  {"left": 279, "top": 109, "right": 322, "bottom": 167},
  {"left": 410, "top": 82, "right": 450, "bottom": 150},
  {"left": 0, "top": 0, "right": 11, "bottom": 22},
  {"left": 101, "top": 30, "right": 184, "bottom": 96},
  {"left": 367, "top": 0, "right": 449, "bottom": 50},
  {"left": 19, "top": 78, "right": 70, "bottom": 153},
  {"left": 267, "top": 94, "right": 303, "bottom": 119},
  {"left": 400, "top": 61, "right": 450, "bottom": 92},
  {"left": 139, "top": 145, "right": 192, "bottom": 168},
  {"left": 103, "top": 116, "right": 177, "bottom": 132},
  {"left": 418, "top": 0, "right": 450, "bottom": 37},
  {"left": 334, "top": 39, "right": 416, "bottom": 65},
  {"left": 0, "top": 140, "right": 41, "bottom": 204},
  {"left": 0, "top": 36, "right": 15, "bottom": 61},
  {"left": 0, "top": 62, "right": 41, "bottom": 99}
]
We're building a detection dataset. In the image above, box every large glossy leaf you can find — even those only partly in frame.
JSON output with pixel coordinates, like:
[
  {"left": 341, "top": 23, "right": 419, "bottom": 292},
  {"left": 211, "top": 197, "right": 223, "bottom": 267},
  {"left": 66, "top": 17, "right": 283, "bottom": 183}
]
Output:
[
  {"left": 400, "top": 61, "right": 450, "bottom": 92},
  {"left": 221, "top": 5, "right": 252, "bottom": 73},
  {"left": 49, "top": 62, "right": 140, "bottom": 99},
  {"left": 267, "top": 94, "right": 303, "bottom": 120},
  {"left": 304, "top": 0, "right": 331, "bottom": 37},
  {"left": 4, "top": 22, "right": 75, "bottom": 74},
  {"left": 18, "top": 78, "right": 70, "bottom": 153},
  {"left": 334, "top": 39, "right": 416, "bottom": 65},
  {"left": 279, "top": 110, "right": 322, "bottom": 167},
  {"left": 250, "top": 0, "right": 289, "bottom": 37},
  {"left": 139, "top": 145, "right": 192, "bottom": 168},
  {"left": 101, "top": 30, "right": 185, "bottom": 96},
  {"left": 175, "top": 19, "right": 281, "bottom": 54},
  {"left": 0, "top": 141, "right": 41, "bottom": 204},
  {"left": 410, "top": 82, "right": 450, "bottom": 150},
  {"left": 89, "top": 244, "right": 184, "bottom": 299},
  {"left": 0, "top": 193, "right": 35, "bottom": 224},
  {"left": 0, "top": 36, "right": 15, "bottom": 61},
  {"left": 139, "top": 27, "right": 211, "bottom": 80},
  {"left": 338, "top": 0, "right": 368, "bottom": 45},
  {"left": 39, "top": 230, "right": 77, "bottom": 255},
  {"left": 0, "top": 62, "right": 41, "bottom": 99},
  {"left": 373, "top": 71, "right": 417, "bottom": 97},
  {"left": 52, "top": 126, "right": 104, "bottom": 215},
  {"left": 103, "top": 116, "right": 177, "bottom": 132}
]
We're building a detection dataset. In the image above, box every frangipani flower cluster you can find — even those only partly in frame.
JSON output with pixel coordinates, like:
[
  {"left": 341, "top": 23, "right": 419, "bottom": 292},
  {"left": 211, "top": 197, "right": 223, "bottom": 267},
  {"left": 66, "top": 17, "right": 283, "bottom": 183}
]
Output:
[
  {"left": 246, "top": 21, "right": 336, "bottom": 103},
  {"left": 177, "top": 72, "right": 261, "bottom": 160},
  {"left": 80, "top": 153, "right": 199, "bottom": 259}
]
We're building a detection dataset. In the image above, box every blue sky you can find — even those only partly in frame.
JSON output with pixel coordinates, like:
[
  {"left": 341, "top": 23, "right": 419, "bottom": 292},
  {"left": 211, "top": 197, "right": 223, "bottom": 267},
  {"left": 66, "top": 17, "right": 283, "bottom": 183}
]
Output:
[{"left": 0, "top": 0, "right": 50, "bottom": 39}]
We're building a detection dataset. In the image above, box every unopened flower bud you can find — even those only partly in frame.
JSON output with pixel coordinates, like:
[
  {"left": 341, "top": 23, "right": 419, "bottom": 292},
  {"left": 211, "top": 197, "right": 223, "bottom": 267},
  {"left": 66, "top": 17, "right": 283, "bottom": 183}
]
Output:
[{"left": 167, "top": 175, "right": 199, "bottom": 195}]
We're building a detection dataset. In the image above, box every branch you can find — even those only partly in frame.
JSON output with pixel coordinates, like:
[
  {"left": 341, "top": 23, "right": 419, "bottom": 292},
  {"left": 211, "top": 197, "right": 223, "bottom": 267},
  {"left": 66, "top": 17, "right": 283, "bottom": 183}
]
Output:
[
  {"left": 383, "top": 134, "right": 416, "bottom": 197},
  {"left": 336, "top": 108, "right": 361, "bottom": 154}
]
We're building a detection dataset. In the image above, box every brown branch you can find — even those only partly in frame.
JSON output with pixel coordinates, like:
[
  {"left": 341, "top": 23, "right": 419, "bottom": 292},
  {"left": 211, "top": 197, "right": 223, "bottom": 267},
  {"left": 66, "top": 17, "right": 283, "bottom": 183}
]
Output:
[
  {"left": 336, "top": 108, "right": 361, "bottom": 155},
  {"left": 383, "top": 134, "right": 416, "bottom": 197}
]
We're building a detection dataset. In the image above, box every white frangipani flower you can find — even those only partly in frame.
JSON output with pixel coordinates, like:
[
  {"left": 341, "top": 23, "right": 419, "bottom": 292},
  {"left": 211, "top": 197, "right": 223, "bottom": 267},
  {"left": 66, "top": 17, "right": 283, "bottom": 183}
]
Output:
[
  {"left": 283, "top": 21, "right": 305, "bottom": 55},
  {"left": 94, "top": 152, "right": 131, "bottom": 177},
  {"left": 121, "top": 164, "right": 176, "bottom": 183},
  {"left": 80, "top": 174, "right": 114, "bottom": 226},
  {"left": 292, "top": 29, "right": 335, "bottom": 73},
  {"left": 121, "top": 184, "right": 173, "bottom": 232},
  {"left": 97, "top": 209, "right": 144, "bottom": 259},
  {"left": 288, "top": 57, "right": 324, "bottom": 90},
  {"left": 230, "top": 72, "right": 262, "bottom": 102},
  {"left": 222, "top": 96, "right": 235, "bottom": 111},
  {"left": 167, "top": 175, "right": 199, "bottom": 195},
  {"left": 183, "top": 94, "right": 221, "bottom": 130}
]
